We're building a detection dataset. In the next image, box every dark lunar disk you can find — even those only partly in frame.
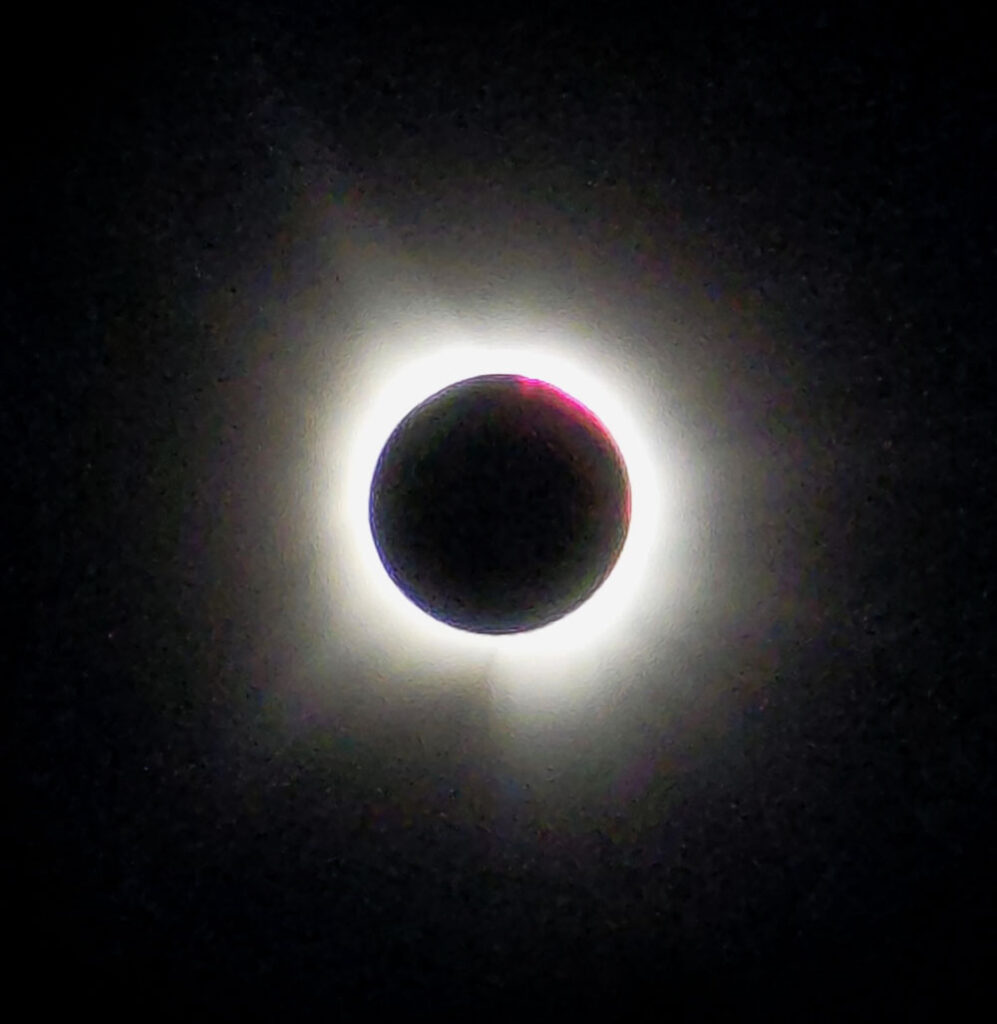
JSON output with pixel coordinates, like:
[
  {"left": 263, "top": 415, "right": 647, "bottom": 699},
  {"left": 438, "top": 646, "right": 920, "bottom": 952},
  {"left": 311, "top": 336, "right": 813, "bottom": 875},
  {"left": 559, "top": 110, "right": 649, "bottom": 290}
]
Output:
[{"left": 369, "top": 374, "right": 631, "bottom": 633}]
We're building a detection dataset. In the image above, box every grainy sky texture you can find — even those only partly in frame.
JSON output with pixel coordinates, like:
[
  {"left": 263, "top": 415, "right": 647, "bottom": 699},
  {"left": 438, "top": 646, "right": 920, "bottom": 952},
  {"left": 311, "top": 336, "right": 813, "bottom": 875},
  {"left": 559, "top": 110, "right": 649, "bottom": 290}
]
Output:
[{"left": 11, "top": 2, "right": 995, "bottom": 1015}]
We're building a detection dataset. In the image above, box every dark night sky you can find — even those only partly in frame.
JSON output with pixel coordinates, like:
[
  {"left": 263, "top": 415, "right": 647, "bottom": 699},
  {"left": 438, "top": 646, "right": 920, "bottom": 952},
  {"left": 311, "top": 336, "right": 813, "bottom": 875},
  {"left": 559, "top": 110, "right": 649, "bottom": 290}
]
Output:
[{"left": 11, "top": 2, "right": 995, "bottom": 1015}]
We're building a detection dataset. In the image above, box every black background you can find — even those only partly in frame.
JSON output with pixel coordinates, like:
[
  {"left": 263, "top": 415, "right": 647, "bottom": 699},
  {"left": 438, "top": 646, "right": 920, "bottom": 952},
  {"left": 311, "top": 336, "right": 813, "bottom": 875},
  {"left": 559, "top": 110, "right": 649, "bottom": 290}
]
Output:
[{"left": 11, "top": 2, "right": 995, "bottom": 1015}]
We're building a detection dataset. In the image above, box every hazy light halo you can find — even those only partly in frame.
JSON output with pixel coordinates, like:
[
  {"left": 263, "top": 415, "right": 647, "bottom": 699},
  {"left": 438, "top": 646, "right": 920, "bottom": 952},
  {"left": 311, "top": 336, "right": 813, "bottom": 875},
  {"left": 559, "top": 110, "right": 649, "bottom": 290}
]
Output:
[{"left": 319, "top": 313, "right": 690, "bottom": 704}]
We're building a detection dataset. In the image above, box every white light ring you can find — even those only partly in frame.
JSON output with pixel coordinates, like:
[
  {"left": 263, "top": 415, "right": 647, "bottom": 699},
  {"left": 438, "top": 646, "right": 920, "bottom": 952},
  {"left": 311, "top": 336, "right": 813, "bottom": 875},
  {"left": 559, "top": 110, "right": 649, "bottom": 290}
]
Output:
[{"left": 316, "top": 309, "right": 695, "bottom": 705}]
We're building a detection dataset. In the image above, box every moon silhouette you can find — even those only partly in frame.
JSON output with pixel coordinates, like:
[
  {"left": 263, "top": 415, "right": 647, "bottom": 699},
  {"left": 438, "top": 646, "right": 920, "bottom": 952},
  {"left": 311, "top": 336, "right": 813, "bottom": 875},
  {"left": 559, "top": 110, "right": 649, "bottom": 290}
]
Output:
[{"left": 369, "top": 374, "right": 631, "bottom": 634}]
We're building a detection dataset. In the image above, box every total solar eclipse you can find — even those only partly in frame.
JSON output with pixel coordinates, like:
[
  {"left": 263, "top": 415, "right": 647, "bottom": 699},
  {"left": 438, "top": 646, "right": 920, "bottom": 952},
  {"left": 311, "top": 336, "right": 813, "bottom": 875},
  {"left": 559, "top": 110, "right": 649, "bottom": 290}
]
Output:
[{"left": 369, "top": 374, "right": 631, "bottom": 634}]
